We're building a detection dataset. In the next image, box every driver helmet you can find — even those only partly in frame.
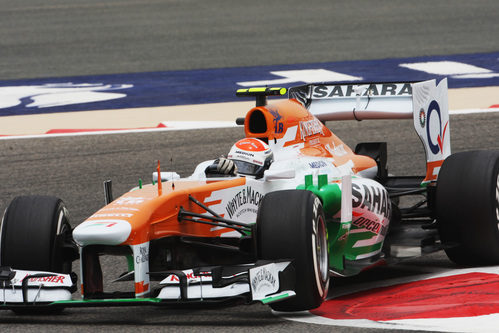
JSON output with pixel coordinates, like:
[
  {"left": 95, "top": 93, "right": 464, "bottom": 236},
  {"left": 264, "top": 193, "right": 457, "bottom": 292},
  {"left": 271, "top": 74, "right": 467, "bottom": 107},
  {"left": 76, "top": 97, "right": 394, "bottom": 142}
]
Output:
[{"left": 227, "top": 138, "right": 273, "bottom": 178}]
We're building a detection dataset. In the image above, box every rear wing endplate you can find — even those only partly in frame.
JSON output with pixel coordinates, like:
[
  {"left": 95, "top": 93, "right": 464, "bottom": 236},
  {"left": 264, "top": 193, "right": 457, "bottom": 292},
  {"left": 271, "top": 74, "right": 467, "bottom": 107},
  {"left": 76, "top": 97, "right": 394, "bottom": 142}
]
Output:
[{"left": 289, "top": 79, "right": 450, "bottom": 183}]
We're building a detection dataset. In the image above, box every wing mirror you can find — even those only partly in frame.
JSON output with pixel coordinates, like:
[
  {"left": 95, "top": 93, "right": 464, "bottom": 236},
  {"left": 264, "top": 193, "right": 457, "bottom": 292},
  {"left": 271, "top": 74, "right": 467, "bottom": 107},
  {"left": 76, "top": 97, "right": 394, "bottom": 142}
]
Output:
[
  {"left": 152, "top": 171, "right": 181, "bottom": 182},
  {"left": 263, "top": 168, "right": 296, "bottom": 180}
]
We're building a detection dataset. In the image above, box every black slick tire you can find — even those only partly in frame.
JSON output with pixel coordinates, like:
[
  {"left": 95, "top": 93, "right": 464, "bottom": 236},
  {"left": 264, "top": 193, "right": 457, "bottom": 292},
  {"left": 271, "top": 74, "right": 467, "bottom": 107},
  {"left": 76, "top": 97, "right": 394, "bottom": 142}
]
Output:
[
  {"left": 436, "top": 150, "right": 499, "bottom": 266},
  {"left": 0, "top": 195, "right": 73, "bottom": 273},
  {"left": 257, "top": 190, "right": 329, "bottom": 311}
]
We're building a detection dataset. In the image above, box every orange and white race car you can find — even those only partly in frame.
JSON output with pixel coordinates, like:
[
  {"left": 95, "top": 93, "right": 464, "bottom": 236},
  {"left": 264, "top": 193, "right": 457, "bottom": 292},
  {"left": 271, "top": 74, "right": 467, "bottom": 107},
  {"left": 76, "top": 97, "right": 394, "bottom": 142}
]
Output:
[{"left": 1, "top": 79, "right": 498, "bottom": 313}]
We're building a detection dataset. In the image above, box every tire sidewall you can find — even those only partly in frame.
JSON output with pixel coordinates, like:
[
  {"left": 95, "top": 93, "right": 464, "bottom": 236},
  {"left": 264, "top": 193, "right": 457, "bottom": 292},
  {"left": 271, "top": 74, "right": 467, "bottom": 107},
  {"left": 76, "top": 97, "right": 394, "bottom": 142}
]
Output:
[
  {"left": 310, "top": 195, "right": 329, "bottom": 300},
  {"left": 437, "top": 150, "right": 499, "bottom": 265}
]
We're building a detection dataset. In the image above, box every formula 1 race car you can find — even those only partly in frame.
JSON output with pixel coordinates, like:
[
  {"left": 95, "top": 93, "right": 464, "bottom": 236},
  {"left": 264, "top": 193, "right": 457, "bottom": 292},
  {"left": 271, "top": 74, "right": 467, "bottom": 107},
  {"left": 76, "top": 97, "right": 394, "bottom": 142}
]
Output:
[{"left": 1, "top": 79, "right": 498, "bottom": 313}]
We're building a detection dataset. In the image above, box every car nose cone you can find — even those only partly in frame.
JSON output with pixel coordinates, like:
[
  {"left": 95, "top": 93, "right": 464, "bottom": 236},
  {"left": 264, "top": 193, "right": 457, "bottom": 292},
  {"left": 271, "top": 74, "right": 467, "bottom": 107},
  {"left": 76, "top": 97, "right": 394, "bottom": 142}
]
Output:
[{"left": 73, "top": 219, "right": 132, "bottom": 246}]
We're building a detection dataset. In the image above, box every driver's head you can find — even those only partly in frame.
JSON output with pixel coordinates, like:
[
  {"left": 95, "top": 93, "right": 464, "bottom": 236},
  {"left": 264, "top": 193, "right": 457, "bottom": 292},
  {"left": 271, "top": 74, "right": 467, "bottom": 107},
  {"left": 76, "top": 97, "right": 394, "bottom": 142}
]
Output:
[{"left": 228, "top": 138, "right": 273, "bottom": 178}]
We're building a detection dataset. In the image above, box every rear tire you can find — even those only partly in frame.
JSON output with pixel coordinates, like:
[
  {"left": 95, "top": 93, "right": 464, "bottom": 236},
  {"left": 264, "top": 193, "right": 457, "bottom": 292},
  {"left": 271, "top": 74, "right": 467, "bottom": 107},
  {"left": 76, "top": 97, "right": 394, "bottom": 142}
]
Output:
[
  {"left": 257, "top": 190, "right": 329, "bottom": 311},
  {"left": 0, "top": 195, "right": 73, "bottom": 273},
  {"left": 436, "top": 150, "right": 499, "bottom": 266}
]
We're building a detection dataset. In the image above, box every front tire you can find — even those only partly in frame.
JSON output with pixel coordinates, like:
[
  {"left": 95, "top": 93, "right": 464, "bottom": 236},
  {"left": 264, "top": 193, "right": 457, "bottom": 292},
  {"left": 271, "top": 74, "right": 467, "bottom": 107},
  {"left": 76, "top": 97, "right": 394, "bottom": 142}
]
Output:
[
  {"left": 0, "top": 195, "right": 73, "bottom": 273},
  {"left": 436, "top": 150, "right": 499, "bottom": 266},
  {"left": 257, "top": 190, "right": 329, "bottom": 311}
]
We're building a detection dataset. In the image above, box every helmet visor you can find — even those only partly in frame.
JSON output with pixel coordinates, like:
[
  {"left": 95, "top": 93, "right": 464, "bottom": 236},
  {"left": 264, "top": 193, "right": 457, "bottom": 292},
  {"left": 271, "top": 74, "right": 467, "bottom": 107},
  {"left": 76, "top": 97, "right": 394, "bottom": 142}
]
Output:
[{"left": 233, "top": 160, "right": 266, "bottom": 177}]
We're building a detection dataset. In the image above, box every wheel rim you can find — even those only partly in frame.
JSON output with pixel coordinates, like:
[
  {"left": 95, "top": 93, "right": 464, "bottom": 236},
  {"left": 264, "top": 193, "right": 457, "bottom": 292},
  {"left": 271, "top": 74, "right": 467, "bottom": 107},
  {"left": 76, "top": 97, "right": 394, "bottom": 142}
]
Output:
[
  {"left": 495, "top": 172, "right": 499, "bottom": 226},
  {"left": 0, "top": 213, "right": 5, "bottom": 264},
  {"left": 53, "top": 206, "right": 72, "bottom": 273},
  {"left": 315, "top": 215, "right": 328, "bottom": 283}
]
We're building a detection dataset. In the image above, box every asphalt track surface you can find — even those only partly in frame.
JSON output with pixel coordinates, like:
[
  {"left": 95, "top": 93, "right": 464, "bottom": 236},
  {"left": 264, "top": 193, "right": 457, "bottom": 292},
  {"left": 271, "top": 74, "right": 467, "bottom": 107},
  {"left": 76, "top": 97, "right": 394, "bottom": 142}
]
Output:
[
  {"left": 1, "top": 0, "right": 498, "bottom": 80},
  {"left": 0, "top": 1, "right": 499, "bottom": 332},
  {"left": 1, "top": 114, "right": 498, "bottom": 332}
]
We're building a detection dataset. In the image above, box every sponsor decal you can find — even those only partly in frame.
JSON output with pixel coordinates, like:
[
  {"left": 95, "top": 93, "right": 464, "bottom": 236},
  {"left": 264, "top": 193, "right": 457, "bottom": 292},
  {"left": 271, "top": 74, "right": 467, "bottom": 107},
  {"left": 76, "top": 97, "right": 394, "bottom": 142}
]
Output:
[
  {"left": 300, "top": 119, "right": 324, "bottom": 139},
  {"left": 83, "top": 221, "right": 118, "bottom": 228},
  {"left": 135, "top": 245, "right": 149, "bottom": 264},
  {"left": 235, "top": 150, "right": 254, "bottom": 157},
  {"left": 92, "top": 213, "right": 133, "bottom": 218},
  {"left": 351, "top": 183, "right": 390, "bottom": 218},
  {"left": 352, "top": 216, "right": 387, "bottom": 236},
  {"left": 235, "top": 139, "right": 266, "bottom": 151},
  {"left": 249, "top": 263, "right": 282, "bottom": 300},
  {"left": 251, "top": 266, "right": 277, "bottom": 293},
  {"left": 426, "top": 100, "right": 449, "bottom": 155},
  {"left": 166, "top": 271, "right": 211, "bottom": 283},
  {"left": 313, "top": 196, "right": 320, "bottom": 216},
  {"left": 311, "top": 83, "right": 412, "bottom": 99},
  {"left": 419, "top": 108, "right": 426, "bottom": 128},
  {"left": 114, "top": 197, "right": 147, "bottom": 206},
  {"left": 308, "top": 137, "right": 320, "bottom": 145},
  {"left": 5, "top": 271, "right": 73, "bottom": 288},
  {"left": 225, "top": 186, "right": 263, "bottom": 219},
  {"left": 23, "top": 274, "right": 66, "bottom": 284},
  {"left": 131, "top": 242, "right": 150, "bottom": 295},
  {"left": 325, "top": 143, "right": 347, "bottom": 157},
  {"left": 268, "top": 107, "right": 284, "bottom": 134},
  {"left": 101, "top": 207, "right": 139, "bottom": 212},
  {"left": 309, "top": 160, "right": 328, "bottom": 169},
  {"left": 234, "top": 207, "right": 258, "bottom": 217}
]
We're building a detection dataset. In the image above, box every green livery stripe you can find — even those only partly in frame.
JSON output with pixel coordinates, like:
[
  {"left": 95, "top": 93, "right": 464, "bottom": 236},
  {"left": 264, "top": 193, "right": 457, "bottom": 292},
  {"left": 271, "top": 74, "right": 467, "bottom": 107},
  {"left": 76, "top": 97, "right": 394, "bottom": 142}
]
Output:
[
  {"left": 344, "top": 230, "right": 383, "bottom": 259},
  {"left": 261, "top": 293, "right": 291, "bottom": 304},
  {"left": 297, "top": 176, "right": 342, "bottom": 216},
  {"left": 52, "top": 298, "right": 163, "bottom": 305},
  {"left": 126, "top": 255, "right": 134, "bottom": 272},
  {"left": 346, "top": 230, "right": 377, "bottom": 242},
  {"left": 345, "top": 242, "right": 383, "bottom": 260}
]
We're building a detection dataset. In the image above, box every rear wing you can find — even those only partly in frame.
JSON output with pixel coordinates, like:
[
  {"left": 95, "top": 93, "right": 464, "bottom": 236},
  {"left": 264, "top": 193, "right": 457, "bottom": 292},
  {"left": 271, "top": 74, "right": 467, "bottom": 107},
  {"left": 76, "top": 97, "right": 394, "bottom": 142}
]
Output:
[{"left": 289, "top": 79, "right": 450, "bottom": 183}]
